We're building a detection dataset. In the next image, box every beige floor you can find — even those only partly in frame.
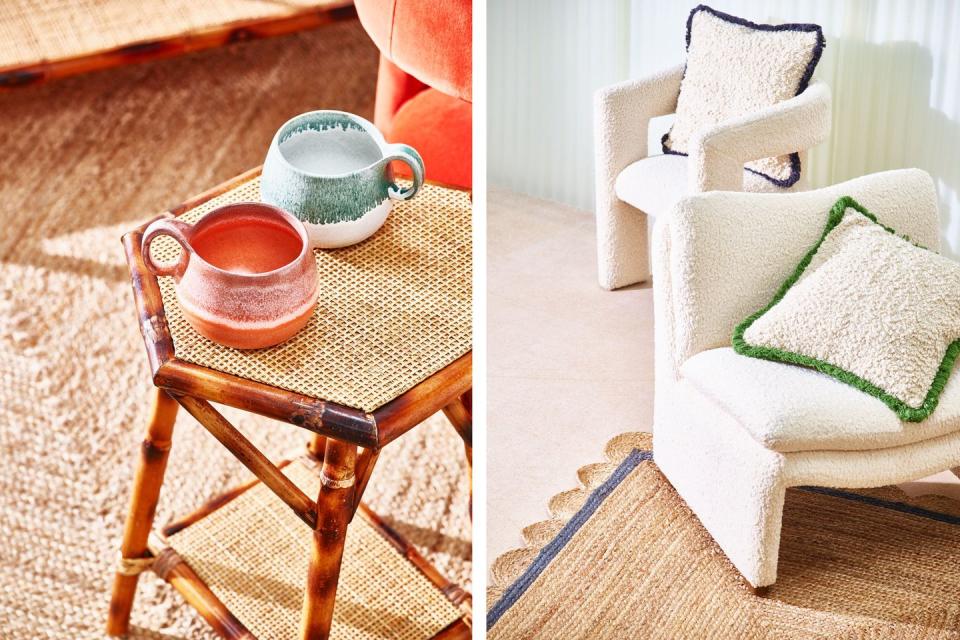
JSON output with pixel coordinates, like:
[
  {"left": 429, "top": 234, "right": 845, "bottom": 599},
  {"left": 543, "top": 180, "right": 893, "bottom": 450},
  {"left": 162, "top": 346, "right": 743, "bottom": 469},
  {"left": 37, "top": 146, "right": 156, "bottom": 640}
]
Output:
[
  {"left": 487, "top": 187, "right": 960, "bottom": 567},
  {"left": 487, "top": 188, "right": 655, "bottom": 563}
]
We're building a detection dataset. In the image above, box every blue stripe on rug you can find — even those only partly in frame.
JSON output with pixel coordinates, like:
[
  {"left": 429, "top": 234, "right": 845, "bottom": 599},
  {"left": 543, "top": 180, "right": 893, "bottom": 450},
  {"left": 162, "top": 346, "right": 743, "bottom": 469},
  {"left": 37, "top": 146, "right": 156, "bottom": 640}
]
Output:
[
  {"left": 486, "top": 447, "right": 652, "bottom": 629},
  {"left": 796, "top": 485, "right": 960, "bottom": 525}
]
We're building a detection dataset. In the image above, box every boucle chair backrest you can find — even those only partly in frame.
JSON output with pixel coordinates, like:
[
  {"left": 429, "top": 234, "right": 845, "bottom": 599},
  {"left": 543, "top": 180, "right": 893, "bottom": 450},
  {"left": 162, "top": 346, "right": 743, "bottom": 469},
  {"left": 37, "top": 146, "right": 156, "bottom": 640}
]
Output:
[{"left": 658, "top": 169, "right": 940, "bottom": 368}]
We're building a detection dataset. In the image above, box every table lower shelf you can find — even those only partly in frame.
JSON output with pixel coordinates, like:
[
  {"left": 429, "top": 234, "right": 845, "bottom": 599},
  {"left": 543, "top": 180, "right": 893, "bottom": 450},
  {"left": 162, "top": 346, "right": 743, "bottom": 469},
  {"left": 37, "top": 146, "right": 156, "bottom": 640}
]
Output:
[{"left": 145, "top": 458, "right": 471, "bottom": 639}]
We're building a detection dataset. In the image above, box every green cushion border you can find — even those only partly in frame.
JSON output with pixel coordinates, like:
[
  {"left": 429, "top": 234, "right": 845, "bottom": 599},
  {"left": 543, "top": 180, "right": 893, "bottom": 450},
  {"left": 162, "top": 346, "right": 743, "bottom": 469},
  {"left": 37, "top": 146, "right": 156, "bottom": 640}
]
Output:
[{"left": 732, "top": 195, "right": 960, "bottom": 422}]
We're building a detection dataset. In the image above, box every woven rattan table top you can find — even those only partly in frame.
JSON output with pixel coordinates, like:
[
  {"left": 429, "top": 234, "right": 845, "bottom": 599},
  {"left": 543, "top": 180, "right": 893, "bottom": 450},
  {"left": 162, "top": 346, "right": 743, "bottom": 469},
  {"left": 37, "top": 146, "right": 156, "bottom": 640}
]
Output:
[{"left": 150, "top": 176, "right": 472, "bottom": 413}]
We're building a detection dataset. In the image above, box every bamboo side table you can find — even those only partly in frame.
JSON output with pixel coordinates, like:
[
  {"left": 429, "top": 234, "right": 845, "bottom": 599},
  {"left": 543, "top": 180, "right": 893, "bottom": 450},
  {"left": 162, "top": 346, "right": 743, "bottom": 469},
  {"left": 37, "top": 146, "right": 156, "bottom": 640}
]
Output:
[{"left": 107, "top": 168, "right": 472, "bottom": 639}]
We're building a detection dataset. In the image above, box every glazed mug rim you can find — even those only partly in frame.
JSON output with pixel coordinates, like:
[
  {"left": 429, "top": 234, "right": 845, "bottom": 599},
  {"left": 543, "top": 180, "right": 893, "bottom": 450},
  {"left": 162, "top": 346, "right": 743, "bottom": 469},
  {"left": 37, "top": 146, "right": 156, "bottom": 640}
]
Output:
[
  {"left": 142, "top": 202, "right": 312, "bottom": 281},
  {"left": 269, "top": 109, "right": 397, "bottom": 180}
]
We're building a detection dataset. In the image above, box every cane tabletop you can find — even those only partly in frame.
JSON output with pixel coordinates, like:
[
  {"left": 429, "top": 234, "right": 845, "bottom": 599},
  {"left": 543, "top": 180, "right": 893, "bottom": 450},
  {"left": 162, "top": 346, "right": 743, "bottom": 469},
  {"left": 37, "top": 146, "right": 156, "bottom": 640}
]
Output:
[{"left": 147, "top": 175, "right": 472, "bottom": 413}]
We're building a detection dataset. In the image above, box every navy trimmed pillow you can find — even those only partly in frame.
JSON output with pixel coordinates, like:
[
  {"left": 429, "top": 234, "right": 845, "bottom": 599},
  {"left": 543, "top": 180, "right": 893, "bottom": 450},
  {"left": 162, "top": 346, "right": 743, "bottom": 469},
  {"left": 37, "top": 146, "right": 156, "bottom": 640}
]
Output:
[{"left": 662, "top": 5, "right": 825, "bottom": 187}]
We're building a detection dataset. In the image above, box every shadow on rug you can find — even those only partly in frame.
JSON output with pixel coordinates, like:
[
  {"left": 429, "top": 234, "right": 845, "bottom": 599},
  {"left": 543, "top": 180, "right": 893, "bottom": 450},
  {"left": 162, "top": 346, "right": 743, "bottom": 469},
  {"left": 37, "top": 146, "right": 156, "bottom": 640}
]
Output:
[{"left": 488, "top": 432, "right": 960, "bottom": 639}]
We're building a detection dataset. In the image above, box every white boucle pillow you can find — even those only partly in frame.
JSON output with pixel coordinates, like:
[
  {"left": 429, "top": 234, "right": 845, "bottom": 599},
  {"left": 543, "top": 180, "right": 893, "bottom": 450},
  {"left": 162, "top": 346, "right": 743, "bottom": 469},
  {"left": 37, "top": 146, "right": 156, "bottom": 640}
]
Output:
[
  {"left": 663, "top": 5, "right": 825, "bottom": 187},
  {"left": 733, "top": 197, "right": 960, "bottom": 422}
]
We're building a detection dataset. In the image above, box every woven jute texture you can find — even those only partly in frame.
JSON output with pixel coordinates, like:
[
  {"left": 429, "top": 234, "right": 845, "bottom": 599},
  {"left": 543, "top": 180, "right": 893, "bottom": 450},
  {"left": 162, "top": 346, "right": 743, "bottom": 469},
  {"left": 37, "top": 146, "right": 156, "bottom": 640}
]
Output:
[
  {"left": 151, "top": 177, "right": 472, "bottom": 412},
  {"left": 489, "top": 432, "right": 960, "bottom": 639},
  {"left": 0, "top": 22, "right": 470, "bottom": 639},
  {"left": 0, "top": 0, "right": 343, "bottom": 70},
  {"left": 166, "top": 460, "right": 463, "bottom": 639}
]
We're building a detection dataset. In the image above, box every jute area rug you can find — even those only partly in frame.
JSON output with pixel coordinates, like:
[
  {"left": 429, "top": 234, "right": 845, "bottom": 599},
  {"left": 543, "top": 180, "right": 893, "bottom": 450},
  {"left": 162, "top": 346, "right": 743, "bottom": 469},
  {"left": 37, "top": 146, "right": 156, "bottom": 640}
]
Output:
[
  {"left": 488, "top": 432, "right": 960, "bottom": 639},
  {"left": 0, "top": 21, "right": 470, "bottom": 639}
]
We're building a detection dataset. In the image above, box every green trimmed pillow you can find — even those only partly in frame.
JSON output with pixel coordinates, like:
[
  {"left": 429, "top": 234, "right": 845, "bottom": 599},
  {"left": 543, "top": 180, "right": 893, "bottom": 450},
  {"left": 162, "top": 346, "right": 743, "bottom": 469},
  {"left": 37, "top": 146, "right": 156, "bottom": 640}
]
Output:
[{"left": 733, "top": 196, "right": 960, "bottom": 422}]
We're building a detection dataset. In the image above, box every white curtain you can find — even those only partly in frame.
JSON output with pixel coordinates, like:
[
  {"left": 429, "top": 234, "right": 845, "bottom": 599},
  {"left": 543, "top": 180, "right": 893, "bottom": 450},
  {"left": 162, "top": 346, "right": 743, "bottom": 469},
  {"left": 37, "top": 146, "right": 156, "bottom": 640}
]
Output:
[{"left": 489, "top": 0, "right": 960, "bottom": 258}]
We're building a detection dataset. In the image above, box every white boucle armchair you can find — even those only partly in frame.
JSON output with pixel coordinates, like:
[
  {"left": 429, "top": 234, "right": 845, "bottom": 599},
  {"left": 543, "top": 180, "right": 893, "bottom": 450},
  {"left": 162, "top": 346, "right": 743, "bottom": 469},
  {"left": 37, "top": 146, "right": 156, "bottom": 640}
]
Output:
[
  {"left": 593, "top": 64, "right": 832, "bottom": 290},
  {"left": 652, "top": 168, "right": 960, "bottom": 589}
]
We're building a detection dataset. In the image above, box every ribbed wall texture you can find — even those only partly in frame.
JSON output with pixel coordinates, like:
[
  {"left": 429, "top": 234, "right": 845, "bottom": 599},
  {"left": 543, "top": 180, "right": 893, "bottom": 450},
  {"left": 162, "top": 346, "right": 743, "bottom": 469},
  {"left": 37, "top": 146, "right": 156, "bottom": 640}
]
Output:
[{"left": 489, "top": 0, "right": 960, "bottom": 259}]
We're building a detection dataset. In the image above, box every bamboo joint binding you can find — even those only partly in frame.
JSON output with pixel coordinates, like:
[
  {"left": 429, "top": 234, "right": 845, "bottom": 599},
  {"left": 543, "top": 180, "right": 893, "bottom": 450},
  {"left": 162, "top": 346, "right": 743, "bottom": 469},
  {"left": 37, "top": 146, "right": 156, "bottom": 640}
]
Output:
[
  {"left": 320, "top": 471, "right": 355, "bottom": 489},
  {"left": 115, "top": 551, "right": 154, "bottom": 576}
]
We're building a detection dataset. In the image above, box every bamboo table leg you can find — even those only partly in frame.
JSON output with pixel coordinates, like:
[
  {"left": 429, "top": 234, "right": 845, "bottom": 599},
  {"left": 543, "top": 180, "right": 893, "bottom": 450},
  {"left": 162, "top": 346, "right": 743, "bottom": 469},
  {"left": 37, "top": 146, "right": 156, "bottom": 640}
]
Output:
[
  {"left": 299, "top": 439, "right": 357, "bottom": 639},
  {"left": 351, "top": 447, "right": 380, "bottom": 519},
  {"left": 314, "top": 435, "right": 378, "bottom": 519},
  {"left": 307, "top": 433, "right": 326, "bottom": 459},
  {"left": 107, "top": 388, "right": 179, "bottom": 636},
  {"left": 442, "top": 390, "right": 472, "bottom": 516}
]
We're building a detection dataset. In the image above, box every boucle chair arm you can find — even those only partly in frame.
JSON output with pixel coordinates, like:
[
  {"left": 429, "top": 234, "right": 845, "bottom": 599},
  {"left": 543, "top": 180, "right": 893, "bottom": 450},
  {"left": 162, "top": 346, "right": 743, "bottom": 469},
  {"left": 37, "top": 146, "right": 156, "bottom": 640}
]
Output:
[
  {"left": 688, "top": 81, "right": 832, "bottom": 192},
  {"left": 594, "top": 64, "right": 685, "bottom": 178},
  {"left": 593, "top": 64, "right": 684, "bottom": 289}
]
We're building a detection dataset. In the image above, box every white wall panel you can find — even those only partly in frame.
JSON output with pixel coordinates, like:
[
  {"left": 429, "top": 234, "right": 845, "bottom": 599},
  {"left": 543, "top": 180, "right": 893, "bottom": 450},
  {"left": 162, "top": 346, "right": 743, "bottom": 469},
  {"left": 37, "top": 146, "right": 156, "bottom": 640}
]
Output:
[{"left": 488, "top": 0, "right": 629, "bottom": 209}]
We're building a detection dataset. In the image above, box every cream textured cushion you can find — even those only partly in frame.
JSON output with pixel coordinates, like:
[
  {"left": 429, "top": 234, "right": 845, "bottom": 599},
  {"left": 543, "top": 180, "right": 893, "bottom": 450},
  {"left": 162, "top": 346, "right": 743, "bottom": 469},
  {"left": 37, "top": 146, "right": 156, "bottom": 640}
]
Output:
[
  {"left": 614, "top": 154, "right": 800, "bottom": 218},
  {"left": 734, "top": 197, "right": 960, "bottom": 422},
  {"left": 662, "top": 5, "right": 825, "bottom": 187},
  {"left": 660, "top": 170, "right": 940, "bottom": 373},
  {"left": 681, "top": 347, "right": 960, "bottom": 453}
]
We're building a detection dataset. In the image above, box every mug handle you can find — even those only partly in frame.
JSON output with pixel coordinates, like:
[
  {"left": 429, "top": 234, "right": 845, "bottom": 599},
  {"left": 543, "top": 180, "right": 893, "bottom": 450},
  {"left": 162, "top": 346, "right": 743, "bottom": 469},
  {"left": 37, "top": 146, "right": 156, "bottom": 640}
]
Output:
[
  {"left": 385, "top": 144, "right": 425, "bottom": 201},
  {"left": 142, "top": 218, "right": 193, "bottom": 281}
]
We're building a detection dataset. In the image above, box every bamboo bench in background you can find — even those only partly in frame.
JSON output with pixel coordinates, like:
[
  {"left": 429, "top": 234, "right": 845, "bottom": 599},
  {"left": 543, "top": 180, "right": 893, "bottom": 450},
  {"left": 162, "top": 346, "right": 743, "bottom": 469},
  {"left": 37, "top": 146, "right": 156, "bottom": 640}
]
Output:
[{"left": 0, "top": 0, "right": 356, "bottom": 89}]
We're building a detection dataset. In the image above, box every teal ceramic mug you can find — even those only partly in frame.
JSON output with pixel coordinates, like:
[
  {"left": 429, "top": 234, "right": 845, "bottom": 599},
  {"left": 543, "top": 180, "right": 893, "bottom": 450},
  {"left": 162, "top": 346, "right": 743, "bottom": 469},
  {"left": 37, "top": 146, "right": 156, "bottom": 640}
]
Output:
[{"left": 261, "top": 110, "right": 424, "bottom": 248}]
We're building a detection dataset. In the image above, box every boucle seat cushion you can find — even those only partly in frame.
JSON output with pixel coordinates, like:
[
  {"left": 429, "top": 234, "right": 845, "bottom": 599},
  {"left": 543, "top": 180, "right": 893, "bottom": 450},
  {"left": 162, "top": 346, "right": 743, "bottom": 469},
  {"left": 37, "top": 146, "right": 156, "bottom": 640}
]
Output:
[
  {"left": 662, "top": 5, "right": 825, "bottom": 187},
  {"left": 681, "top": 347, "right": 960, "bottom": 453},
  {"left": 614, "top": 154, "right": 798, "bottom": 218},
  {"left": 734, "top": 197, "right": 960, "bottom": 422}
]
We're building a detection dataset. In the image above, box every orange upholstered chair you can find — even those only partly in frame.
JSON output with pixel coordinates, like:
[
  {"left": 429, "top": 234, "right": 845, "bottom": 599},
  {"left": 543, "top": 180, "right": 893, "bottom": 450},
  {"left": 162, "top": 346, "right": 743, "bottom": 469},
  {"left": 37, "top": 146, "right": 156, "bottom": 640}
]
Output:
[{"left": 355, "top": 0, "right": 472, "bottom": 188}]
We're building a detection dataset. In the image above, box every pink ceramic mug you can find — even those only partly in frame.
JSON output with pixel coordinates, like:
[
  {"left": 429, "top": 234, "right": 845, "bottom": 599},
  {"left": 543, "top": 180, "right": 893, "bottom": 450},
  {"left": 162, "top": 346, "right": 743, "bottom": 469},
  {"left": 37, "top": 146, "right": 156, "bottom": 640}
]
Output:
[{"left": 142, "top": 202, "right": 319, "bottom": 350}]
